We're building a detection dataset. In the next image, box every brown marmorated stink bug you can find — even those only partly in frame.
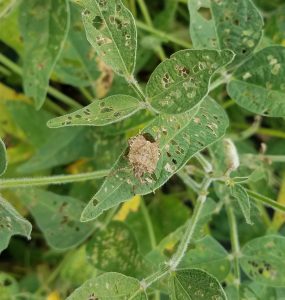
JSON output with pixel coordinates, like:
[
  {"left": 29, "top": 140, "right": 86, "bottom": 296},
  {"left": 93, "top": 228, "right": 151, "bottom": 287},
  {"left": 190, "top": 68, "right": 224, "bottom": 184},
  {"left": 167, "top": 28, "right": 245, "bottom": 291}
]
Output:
[{"left": 127, "top": 133, "right": 160, "bottom": 183}]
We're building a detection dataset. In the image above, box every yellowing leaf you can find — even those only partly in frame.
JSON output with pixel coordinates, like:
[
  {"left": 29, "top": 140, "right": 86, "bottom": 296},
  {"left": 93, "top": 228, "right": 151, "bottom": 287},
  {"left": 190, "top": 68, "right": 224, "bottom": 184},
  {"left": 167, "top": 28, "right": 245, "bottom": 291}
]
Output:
[
  {"left": 47, "top": 291, "right": 61, "bottom": 300},
  {"left": 114, "top": 195, "right": 141, "bottom": 221}
]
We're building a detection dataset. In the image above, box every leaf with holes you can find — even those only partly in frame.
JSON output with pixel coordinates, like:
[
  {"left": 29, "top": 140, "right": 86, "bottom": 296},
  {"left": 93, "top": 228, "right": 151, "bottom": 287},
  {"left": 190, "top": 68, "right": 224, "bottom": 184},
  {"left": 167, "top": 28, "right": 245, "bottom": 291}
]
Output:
[
  {"left": 230, "top": 184, "right": 252, "bottom": 225},
  {"left": 78, "top": 0, "right": 137, "bottom": 77},
  {"left": 169, "top": 268, "right": 227, "bottom": 300},
  {"left": 47, "top": 95, "right": 142, "bottom": 128},
  {"left": 240, "top": 235, "right": 285, "bottom": 287},
  {"left": 146, "top": 49, "right": 234, "bottom": 114},
  {"left": 66, "top": 272, "right": 147, "bottom": 299},
  {"left": 0, "top": 138, "right": 7, "bottom": 176},
  {"left": 0, "top": 196, "right": 32, "bottom": 254},
  {"left": 0, "top": 272, "right": 19, "bottom": 299},
  {"left": 19, "top": 0, "right": 70, "bottom": 109},
  {"left": 15, "top": 188, "right": 94, "bottom": 250},
  {"left": 227, "top": 46, "right": 285, "bottom": 117},
  {"left": 188, "top": 0, "right": 263, "bottom": 64},
  {"left": 86, "top": 221, "right": 150, "bottom": 277},
  {"left": 180, "top": 236, "right": 231, "bottom": 281},
  {"left": 81, "top": 97, "right": 229, "bottom": 222}
]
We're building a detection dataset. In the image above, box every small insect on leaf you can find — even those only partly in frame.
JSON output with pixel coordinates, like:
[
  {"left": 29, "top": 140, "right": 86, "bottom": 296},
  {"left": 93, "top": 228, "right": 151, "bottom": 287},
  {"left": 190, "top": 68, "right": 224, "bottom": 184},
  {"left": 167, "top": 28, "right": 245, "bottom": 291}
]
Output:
[
  {"left": 146, "top": 49, "right": 234, "bottom": 114},
  {"left": 127, "top": 134, "right": 160, "bottom": 182},
  {"left": 227, "top": 46, "right": 285, "bottom": 117},
  {"left": 80, "top": 97, "right": 229, "bottom": 222},
  {"left": 79, "top": 0, "right": 137, "bottom": 76},
  {"left": 47, "top": 95, "right": 142, "bottom": 128}
]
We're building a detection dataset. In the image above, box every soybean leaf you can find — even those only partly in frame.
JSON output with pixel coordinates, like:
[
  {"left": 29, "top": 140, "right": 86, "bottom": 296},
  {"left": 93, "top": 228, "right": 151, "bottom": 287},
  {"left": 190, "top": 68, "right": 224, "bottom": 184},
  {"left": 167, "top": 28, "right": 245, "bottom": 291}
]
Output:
[
  {"left": 54, "top": 3, "right": 100, "bottom": 88},
  {"left": 169, "top": 268, "right": 227, "bottom": 300},
  {"left": 79, "top": 0, "right": 137, "bottom": 77},
  {"left": 17, "top": 127, "right": 93, "bottom": 173},
  {"left": 188, "top": 0, "right": 263, "bottom": 64},
  {"left": 15, "top": 188, "right": 94, "bottom": 250},
  {"left": 0, "top": 196, "right": 32, "bottom": 254},
  {"left": 86, "top": 221, "right": 149, "bottom": 277},
  {"left": 47, "top": 95, "right": 142, "bottom": 128},
  {"left": 180, "top": 236, "right": 231, "bottom": 281},
  {"left": 81, "top": 97, "right": 229, "bottom": 222},
  {"left": 0, "top": 0, "right": 19, "bottom": 19},
  {"left": 230, "top": 184, "right": 252, "bottom": 224},
  {"left": 227, "top": 46, "right": 285, "bottom": 117},
  {"left": 66, "top": 272, "right": 147, "bottom": 300},
  {"left": 146, "top": 49, "right": 234, "bottom": 114},
  {"left": 240, "top": 235, "right": 285, "bottom": 287},
  {"left": 19, "top": 0, "right": 70, "bottom": 109},
  {"left": 0, "top": 272, "right": 19, "bottom": 299},
  {"left": 0, "top": 138, "right": 7, "bottom": 176}
]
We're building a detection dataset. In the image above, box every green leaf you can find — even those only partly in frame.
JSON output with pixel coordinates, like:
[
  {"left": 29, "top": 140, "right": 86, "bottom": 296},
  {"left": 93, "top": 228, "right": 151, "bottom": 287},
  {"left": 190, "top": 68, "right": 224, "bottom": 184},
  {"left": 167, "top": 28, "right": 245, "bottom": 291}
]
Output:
[
  {"left": 54, "top": 3, "right": 100, "bottom": 88},
  {"left": 146, "top": 49, "right": 234, "bottom": 114},
  {"left": 230, "top": 184, "right": 252, "bottom": 224},
  {"left": 0, "top": 138, "right": 7, "bottom": 176},
  {"left": 227, "top": 46, "right": 285, "bottom": 117},
  {"left": 15, "top": 188, "right": 94, "bottom": 250},
  {"left": 169, "top": 268, "right": 227, "bottom": 300},
  {"left": 180, "top": 236, "right": 231, "bottom": 281},
  {"left": 79, "top": 0, "right": 137, "bottom": 77},
  {"left": 86, "top": 221, "right": 149, "bottom": 277},
  {"left": 240, "top": 235, "right": 285, "bottom": 287},
  {"left": 81, "top": 98, "right": 228, "bottom": 222},
  {"left": 47, "top": 95, "right": 142, "bottom": 128},
  {"left": 0, "top": 272, "right": 19, "bottom": 300},
  {"left": 188, "top": 0, "right": 263, "bottom": 64},
  {"left": 17, "top": 127, "right": 93, "bottom": 173},
  {"left": 19, "top": 0, "right": 70, "bottom": 109},
  {"left": 66, "top": 272, "right": 147, "bottom": 299},
  {"left": 0, "top": 0, "right": 19, "bottom": 19},
  {"left": 0, "top": 196, "right": 32, "bottom": 254}
]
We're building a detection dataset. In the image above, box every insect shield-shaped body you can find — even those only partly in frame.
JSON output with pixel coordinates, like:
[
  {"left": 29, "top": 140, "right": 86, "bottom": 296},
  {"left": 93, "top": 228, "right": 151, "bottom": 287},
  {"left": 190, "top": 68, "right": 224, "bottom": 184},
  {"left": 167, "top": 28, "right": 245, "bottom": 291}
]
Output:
[{"left": 127, "top": 134, "right": 160, "bottom": 183}]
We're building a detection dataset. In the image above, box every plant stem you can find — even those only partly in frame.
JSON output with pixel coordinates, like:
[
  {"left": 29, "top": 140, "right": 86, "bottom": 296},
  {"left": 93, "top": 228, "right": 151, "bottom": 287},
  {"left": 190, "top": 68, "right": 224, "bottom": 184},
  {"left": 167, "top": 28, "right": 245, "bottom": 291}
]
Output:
[
  {"left": 141, "top": 198, "right": 157, "bottom": 249},
  {"left": 136, "top": 0, "right": 166, "bottom": 61},
  {"left": 195, "top": 153, "right": 213, "bottom": 173},
  {"left": 136, "top": 20, "right": 192, "bottom": 49},
  {"left": 128, "top": 75, "right": 146, "bottom": 100},
  {"left": 0, "top": 170, "right": 109, "bottom": 189},
  {"left": 246, "top": 189, "right": 285, "bottom": 213},
  {"left": 0, "top": 53, "right": 82, "bottom": 110},
  {"left": 170, "top": 177, "right": 212, "bottom": 268},
  {"left": 137, "top": 177, "right": 212, "bottom": 294},
  {"left": 225, "top": 200, "right": 241, "bottom": 288}
]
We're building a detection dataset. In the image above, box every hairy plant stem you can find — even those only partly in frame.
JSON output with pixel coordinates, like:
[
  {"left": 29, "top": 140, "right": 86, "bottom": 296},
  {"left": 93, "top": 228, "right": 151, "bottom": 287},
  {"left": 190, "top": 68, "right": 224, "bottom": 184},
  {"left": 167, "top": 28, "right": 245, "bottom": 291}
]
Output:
[
  {"left": 246, "top": 189, "right": 285, "bottom": 213},
  {"left": 0, "top": 170, "right": 109, "bottom": 189},
  {"left": 136, "top": 176, "right": 212, "bottom": 293},
  {"left": 225, "top": 199, "right": 241, "bottom": 289},
  {"left": 0, "top": 53, "right": 82, "bottom": 110}
]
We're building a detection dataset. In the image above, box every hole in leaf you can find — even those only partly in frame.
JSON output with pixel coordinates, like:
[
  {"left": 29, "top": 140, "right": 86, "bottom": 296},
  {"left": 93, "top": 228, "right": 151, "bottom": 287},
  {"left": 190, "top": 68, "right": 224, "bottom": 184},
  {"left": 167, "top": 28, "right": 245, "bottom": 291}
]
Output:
[
  {"left": 92, "top": 16, "right": 104, "bottom": 30},
  {"left": 197, "top": 7, "right": 212, "bottom": 21}
]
